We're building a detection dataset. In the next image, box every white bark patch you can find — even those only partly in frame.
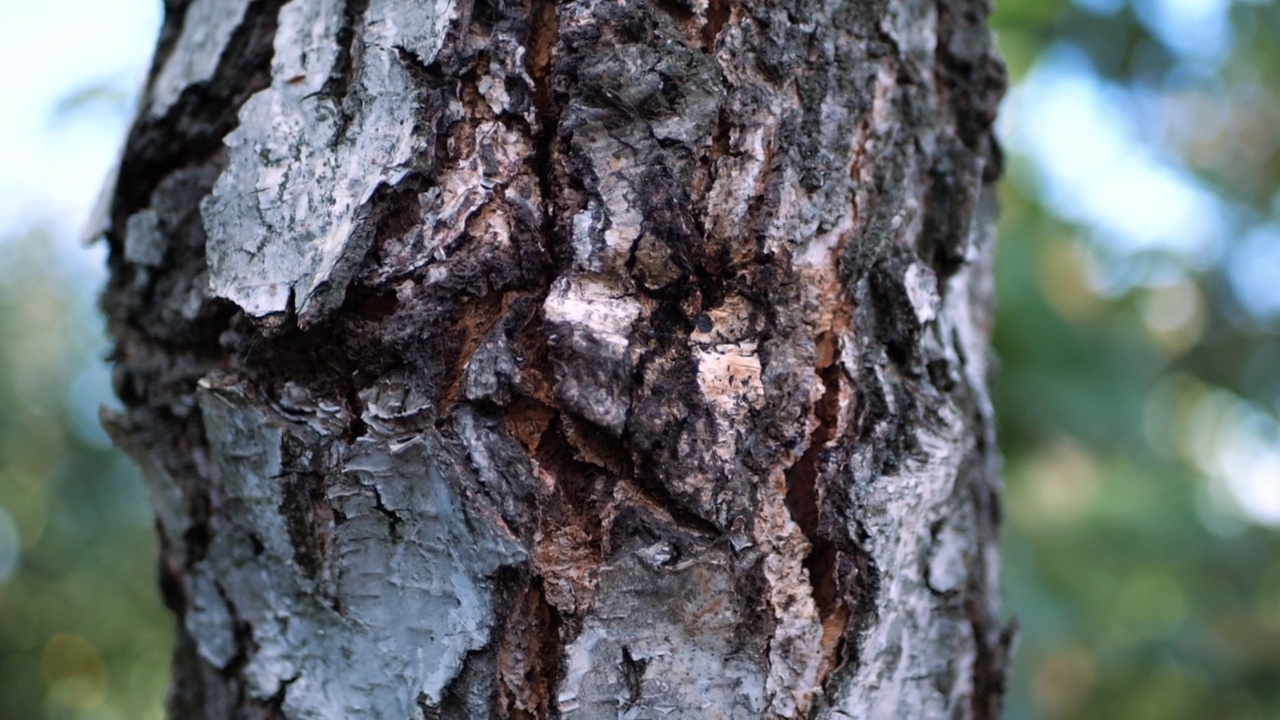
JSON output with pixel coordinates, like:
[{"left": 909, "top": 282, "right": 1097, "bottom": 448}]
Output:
[
  {"left": 202, "top": 0, "right": 457, "bottom": 323},
  {"left": 693, "top": 342, "right": 764, "bottom": 417},
  {"left": 192, "top": 377, "right": 523, "bottom": 718},
  {"left": 942, "top": 261, "right": 995, "bottom": 415},
  {"left": 149, "top": 0, "right": 253, "bottom": 117},
  {"left": 705, "top": 124, "right": 772, "bottom": 241},
  {"left": 124, "top": 209, "right": 166, "bottom": 266},
  {"left": 926, "top": 521, "right": 968, "bottom": 594},
  {"left": 543, "top": 276, "right": 642, "bottom": 434},
  {"left": 555, "top": 548, "right": 768, "bottom": 717},
  {"left": 691, "top": 295, "right": 766, "bottom": 461},
  {"left": 544, "top": 277, "right": 640, "bottom": 358},
  {"left": 384, "top": 121, "right": 530, "bottom": 280},
  {"left": 797, "top": 201, "right": 855, "bottom": 272},
  {"left": 903, "top": 263, "right": 939, "bottom": 325},
  {"left": 570, "top": 134, "right": 645, "bottom": 272},
  {"left": 822, "top": 397, "right": 976, "bottom": 720}
]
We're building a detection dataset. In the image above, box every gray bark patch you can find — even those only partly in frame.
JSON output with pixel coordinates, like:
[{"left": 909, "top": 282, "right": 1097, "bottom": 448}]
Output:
[
  {"left": 193, "top": 378, "right": 523, "bottom": 717},
  {"left": 149, "top": 0, "right": 254, "bottom": 116},
  {"left": 202, "top": 0, "right": 457, "bottom": 324}
]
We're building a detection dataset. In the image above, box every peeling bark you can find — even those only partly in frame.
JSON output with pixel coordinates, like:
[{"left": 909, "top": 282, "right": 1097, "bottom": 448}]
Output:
[{"left": 101, "top": 0, "right": 1012, "bottom": 717}]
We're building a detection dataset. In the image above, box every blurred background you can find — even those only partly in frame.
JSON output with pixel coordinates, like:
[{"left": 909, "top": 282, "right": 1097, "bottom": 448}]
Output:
[{"left": 0, "top": 0, "right": 1276, "bottom": 717}]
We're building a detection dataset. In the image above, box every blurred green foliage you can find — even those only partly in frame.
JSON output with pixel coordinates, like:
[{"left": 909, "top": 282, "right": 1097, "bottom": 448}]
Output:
[
  {"left": 992, "top": 0, "right": 1280, "bottom": 718},
  {"left": 0, "top": 230, "right": 169, "bottom": 719},
  {"left": 0, "top": 0, "right": 1277, "bottom": 718}
]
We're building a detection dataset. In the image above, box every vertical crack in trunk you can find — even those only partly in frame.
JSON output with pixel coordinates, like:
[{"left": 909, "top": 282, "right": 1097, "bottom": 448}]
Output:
[
  {"left": 703, "top": 0, "right": 732, "bottom": 52},
  {"left": 782, "top": 331, "right": 851, "bottom": 688},
  {"left": 497, "top": 578, "right": 563, "bottom": 720},
  {"left": 619, "top": 645, "right": 649, "bottom": 709},
  {"left": 323, "top": 0, "right": 371, "bottom": 135},
  {"left": 968, "top": 596, "right": 1017, "bottom": 720},
  {"left": 526, "top": 0, "right": 561, "bottom": 262},
  {"left": 337, "top": 0, "right": 370, "bottom": 90},
  {"left": 784, "top": 334, "right": 841, "bottom": 621}
]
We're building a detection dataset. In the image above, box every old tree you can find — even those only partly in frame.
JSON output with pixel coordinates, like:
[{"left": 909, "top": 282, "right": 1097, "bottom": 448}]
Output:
[{"left": 99, "top": 0, "right": 1010, "bottom": 717}]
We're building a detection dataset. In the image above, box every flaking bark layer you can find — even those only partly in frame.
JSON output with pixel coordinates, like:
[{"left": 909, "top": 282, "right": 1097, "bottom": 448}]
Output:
[{"left": 100, "top": 0, "right": 1012, "bottom": 717}]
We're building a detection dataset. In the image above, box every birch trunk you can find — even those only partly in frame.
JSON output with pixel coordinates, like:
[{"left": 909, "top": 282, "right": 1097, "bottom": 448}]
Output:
[{"left": 99, "top": 0, "right": 1011, "bottom": 717}]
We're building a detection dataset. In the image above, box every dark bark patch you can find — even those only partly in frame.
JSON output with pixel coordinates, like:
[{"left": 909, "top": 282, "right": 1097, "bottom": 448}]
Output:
[
  {"left": 438, "top": 290, "right": 512, "bottom": 415},
  {"left": 619, "top": 645, "right": 649, "bottom": 708},
  {"left": 321, "top": 0, "right": 371, "bottom": 111},
  {"left": 112, "top": 0, "right": 284, "bottom": 226},
  {"left": 526, "top": 0, "right": 560, "bottom": 182},
  {"left": 837, "top": 524, "right": 882, "bottom": 665},
  {"left": 968, "top": 603, "right": 1017, "bottom": 720},
  {"left": 496, "top": 578, "right": 561, "bottom": 720},
  {"left": 921, "top": 138, "right": 981, "bottom": 282},
  {"left": 649, "top": 0, "right": 696, "bottom": 25},
  {"left": 869, "top": 253, "right": 926, "bottom": 369},
  {"left": 159, "top": 551, "right": 189, "bottom": 613},
  {"left": 704, "top": 0, "right": 732, "bottom": 52},
  {"left": 533, "top": 414, "right": 607, "bottom": 531},
  {"left": 786, "top": 333, "right": 843, "bottom": 621},
  {"left": 279, "top": 472, "right": 332, "bottom": 580}
]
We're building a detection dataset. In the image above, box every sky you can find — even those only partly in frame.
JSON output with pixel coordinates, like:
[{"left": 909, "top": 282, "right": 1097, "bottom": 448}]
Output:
[{"left": 0, "top": 0, "right": 160, "bottom": 237}]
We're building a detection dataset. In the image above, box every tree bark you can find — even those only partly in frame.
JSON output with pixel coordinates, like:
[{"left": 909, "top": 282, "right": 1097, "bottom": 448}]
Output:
[{"left": 99, "top": 0, "right": 1011, "bottom": 717}]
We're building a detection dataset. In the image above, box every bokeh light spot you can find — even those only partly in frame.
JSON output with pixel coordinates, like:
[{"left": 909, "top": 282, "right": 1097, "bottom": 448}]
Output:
[
  {"left": 1109, "top": 571, "right": 1189, "bottom": 643},
  {"left": 0, "top": 504, "right": 18, "bottom": 582},
  {"left": 1033, "top": 643, "right": 1096, "bottom": 718},
  {"left": 1038, "top": 238, "right": 1105, "bottom": 323},
  {"left": 1141, "top": 274, "right": 1205, "bottom": 353},
  {"left": 1015, "top": 437, "right": 1103, "bottom": 526},
  {"left": 40, "top": 632, "right": 108, "bottom": 710}
]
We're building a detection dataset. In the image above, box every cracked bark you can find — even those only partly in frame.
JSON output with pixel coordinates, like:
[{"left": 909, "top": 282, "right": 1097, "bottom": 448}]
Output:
[{"left": 99, "top": 0, "right": 1012, "bottom": 717}]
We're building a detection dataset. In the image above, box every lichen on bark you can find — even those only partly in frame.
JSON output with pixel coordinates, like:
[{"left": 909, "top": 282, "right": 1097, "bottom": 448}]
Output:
[{"left": 100, "top": 0, "right": 1012, "bottom": 717}]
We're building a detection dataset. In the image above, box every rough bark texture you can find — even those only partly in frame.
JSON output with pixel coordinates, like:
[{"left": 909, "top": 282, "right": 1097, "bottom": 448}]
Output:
[{"left": 99, "top": 0, "right": 1011, "bottom": 717}]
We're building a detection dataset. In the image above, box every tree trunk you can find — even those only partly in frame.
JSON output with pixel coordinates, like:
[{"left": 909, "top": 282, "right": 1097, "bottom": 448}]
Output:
[{"left": 99, "top": 0, "right": 1010, "bottom": 717}]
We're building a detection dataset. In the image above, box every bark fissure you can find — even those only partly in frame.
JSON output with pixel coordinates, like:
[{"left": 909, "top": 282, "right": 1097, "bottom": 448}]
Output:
[
  {"left": 785, "top": 343, "right": 842, "bottom": 619},
  {"left": 526, "top": 0, "right": 561, "bottom": 263},
  {"left": 110, "top": 0, "right": 283, "bottom": 226},
  {"left": 321, "top": 0, "right": 371, "bottom": 136},
  {"left": 703, "top": 0, "right": 732, "bottom": 52},
  {"left": 496, "top": 578, "right": 563, "bottom": 720}
]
